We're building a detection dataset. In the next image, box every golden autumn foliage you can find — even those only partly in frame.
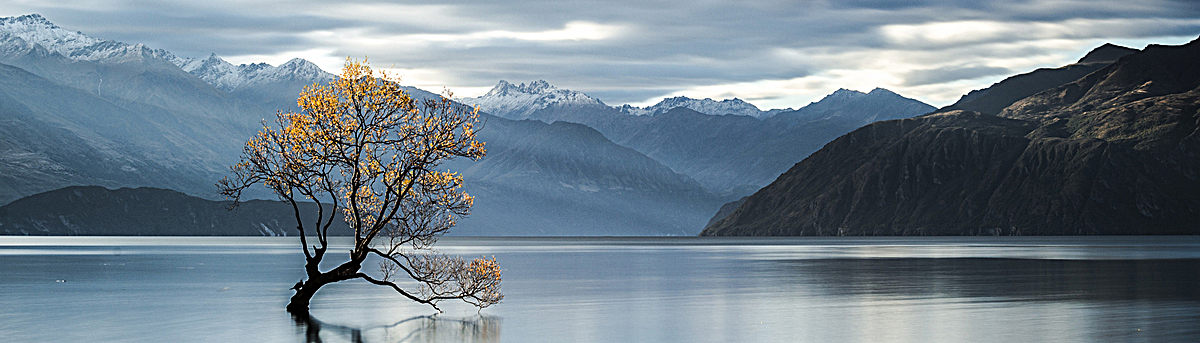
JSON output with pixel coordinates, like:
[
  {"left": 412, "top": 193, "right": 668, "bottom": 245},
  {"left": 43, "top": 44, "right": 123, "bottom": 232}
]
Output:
[{"left": 219, "top": 58, "right": 501, "bottom": 313}]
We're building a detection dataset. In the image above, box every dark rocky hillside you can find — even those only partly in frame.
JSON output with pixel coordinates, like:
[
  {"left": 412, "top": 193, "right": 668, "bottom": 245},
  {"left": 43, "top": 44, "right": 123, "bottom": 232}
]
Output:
[
  {"left": 0, "top": 186, "right": 351, "bottom": 236},
  {"left": 703, "top": 38, "right": 1200, "bottom": 236},
  {"left": 939, "top": 44, "right": 1138, "bottom": 115}
]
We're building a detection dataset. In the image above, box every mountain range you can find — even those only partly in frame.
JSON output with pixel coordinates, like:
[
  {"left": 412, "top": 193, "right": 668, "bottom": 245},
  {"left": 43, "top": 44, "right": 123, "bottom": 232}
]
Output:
[
  {"left": 465, "top": 81, "right": 935, "bottom": 195},
  {"left": 0, "top": 15, "right": 320, "bottom": 200},
  {"left": 1, "top": 13, "right": 936, "bottom": 236},
  {"left": 617, "top": 96, "right": 790, "bottom": 118},
  {"left": 704, "top": 38, "right": 1200, "bottom": 236}
]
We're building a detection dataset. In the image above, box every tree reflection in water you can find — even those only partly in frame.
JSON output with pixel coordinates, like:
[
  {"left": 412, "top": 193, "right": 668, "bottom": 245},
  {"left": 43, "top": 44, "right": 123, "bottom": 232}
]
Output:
[{"left": 293, "top": 313, "right": 501, "bottom": 343}]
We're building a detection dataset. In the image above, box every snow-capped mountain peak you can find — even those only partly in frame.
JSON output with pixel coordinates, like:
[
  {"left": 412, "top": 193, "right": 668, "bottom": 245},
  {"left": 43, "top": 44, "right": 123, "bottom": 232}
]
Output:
[
  {"left": 1, "top": 14, "right": 334, "bottom": 93},
  {"left": 615, "top": 95, "right": 786, "bottom": 118},
  {"left": 0, "top": 14, "right": 101, "bottom": 56},
  {"left": 484, "top": 79, "right": 560, "bottom": 97},
  {"left": 0, "top": 13, "right": 167, "bottom": 63},
  {"left": 171, "top": 54, "right": 335, "bottom": 92},
  {"left": 464, "top": 80, "right": 606, "bottom": 120},
  {"left": 277, "top": 58, "right": 326, "bottom": 78}
]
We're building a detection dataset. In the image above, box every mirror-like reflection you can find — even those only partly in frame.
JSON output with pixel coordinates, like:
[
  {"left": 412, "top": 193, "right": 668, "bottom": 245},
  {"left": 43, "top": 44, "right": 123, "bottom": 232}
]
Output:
[{"left": 293, "top": 313, "right": 501, "bottom": 343}]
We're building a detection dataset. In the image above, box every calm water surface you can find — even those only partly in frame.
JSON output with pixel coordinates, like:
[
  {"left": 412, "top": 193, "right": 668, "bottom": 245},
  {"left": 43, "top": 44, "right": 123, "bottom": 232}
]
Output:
[{"left": 1, "top": 236, "right": 1199, "bottom": 342}]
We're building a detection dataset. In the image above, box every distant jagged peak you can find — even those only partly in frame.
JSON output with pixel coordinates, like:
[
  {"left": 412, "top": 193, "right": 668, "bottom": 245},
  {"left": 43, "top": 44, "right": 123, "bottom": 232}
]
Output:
[
  {"left": 466, "top": 79, "right": 607, "bottom": 120},
  {"left": 813, "top": 87, "right": 909, "bottom": 104},
  {"left": 0, "top": 13, "right": 185, "bottom": 65},
  {"left": 662, "top": 95, "right": 756, "bottom": 108},
  {"left": 10, "top": 18, "right": 212, "bottom": 73},
  {"left": 0, "top": 14, "right": 95, "bottom": 45},
  {"left": 523, "top": 79, "right": 553, "bottom": 93},
  {"left": 177, "top": 53, "right": 231, "bottom": 71},
  {"left": 278, "top": 58, "right": 325, "bottom": 75},
  {"left": 170, "top": 52, "right": 217, "bottom": 72},
  {"left": 0, "top": 13, "right": 333, "bottom": 91},
  {"left": 0, "top": 13, "right": 52, "bottom": 25},
  {"left": 778, "top": 87, "right": 935, "bottom": 125},
  {"left": 867, "top": 87, "right": 901, "bottom": 96},
  {"left": 1, "top": 13, "right": 121, "bottom": 60},
  {"left": 832, "top": 87, "right": 865, "bottom": 95},
  {"left": 483, "top": 80, "right": 516, "bottom": 96},
  {"left": 802, "top": 88, "right": 866, "bottom": 107},
  {"left": 484, "top": 79, "right": 563, "bottom": 96},
  {"left": 616, "top": 95, "right": 776, "bottom": 118},
  {"left": 823, "top": 87, "right": 867, "bottom": 99},
  {"left": 173, "top": 53, "right": 335, "bottom": 92},
  {"left": 1076, "top": 43, "right": 1139, "bottom": 64}
]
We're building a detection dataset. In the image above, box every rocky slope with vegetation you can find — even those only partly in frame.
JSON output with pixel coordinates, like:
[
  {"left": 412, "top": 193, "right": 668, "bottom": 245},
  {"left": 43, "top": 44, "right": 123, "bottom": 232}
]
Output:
[{"left": 704, "top": 39, "right": 1200, "bottom": 236}]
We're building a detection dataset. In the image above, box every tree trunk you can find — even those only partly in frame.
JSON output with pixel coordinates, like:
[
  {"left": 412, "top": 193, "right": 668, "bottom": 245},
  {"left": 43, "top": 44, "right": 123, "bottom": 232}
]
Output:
[
  {"left": 287, "top": 259, "right": 365, "bottom": 315},
  {"left": 287, "top": 280, "right": 325, "bottom": 315}
]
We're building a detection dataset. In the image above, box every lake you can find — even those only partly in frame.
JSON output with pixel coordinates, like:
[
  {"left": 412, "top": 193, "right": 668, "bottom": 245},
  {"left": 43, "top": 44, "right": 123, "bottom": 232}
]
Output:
[{"left": 1, "top": 236, "right": 1199, "bottom": 342}]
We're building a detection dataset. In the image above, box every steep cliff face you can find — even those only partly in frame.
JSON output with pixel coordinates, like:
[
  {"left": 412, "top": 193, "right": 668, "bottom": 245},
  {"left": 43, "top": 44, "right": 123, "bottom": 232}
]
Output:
[{"left": 703, "top": 38, "right": 1200, "bottom": 236}]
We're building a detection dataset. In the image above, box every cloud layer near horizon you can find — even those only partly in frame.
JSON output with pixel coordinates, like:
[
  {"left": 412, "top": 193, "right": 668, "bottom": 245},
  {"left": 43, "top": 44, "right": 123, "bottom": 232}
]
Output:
[{"left": 2, "top": 0, "right": 1198, "bottom": 108}]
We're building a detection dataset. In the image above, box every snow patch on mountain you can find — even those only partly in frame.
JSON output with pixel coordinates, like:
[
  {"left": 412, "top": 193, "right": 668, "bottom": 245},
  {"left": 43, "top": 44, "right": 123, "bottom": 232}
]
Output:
[
  {"left": 614, "top": 96, "right": 789, "bottom": 118},
  {"left": 461, "top": 80, "right": 607, "bottom": 120}
]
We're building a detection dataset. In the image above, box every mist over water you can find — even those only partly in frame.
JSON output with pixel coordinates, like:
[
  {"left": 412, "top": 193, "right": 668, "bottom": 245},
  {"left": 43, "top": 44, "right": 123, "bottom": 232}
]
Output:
[{"left": 1, "top": 236, "right": 1198, "bottom": 342}]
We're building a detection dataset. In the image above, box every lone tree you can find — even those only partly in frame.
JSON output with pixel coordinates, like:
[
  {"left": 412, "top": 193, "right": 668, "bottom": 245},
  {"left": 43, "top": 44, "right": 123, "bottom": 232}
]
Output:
[{"left": 219, "top": 59, "right": 501, "bottom": 315}]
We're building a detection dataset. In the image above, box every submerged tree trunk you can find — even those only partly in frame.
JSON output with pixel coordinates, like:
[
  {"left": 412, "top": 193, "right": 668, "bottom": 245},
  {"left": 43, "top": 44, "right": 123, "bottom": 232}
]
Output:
[
  {"left": 287, "top": 282, "right": 323, "bottom": 315},
  {"left": 286, "top": 257, "right": 366, "bottom": 315}
]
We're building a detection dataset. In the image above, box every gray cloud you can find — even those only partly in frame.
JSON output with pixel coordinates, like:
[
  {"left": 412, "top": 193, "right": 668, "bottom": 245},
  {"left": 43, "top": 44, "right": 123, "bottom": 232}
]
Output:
[
  {"left": 2, "top": 0, "right": 1197, "bottom": 106},
  {"left": 903, "top": 65, "right": 1011, "bottom": 86}
]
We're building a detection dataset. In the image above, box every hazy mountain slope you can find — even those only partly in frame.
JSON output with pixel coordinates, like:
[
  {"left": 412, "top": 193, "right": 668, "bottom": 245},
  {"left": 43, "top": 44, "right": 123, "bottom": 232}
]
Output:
[
  {"left": 0, "top": 62, "right": 233, "bottom": 204},
  {"left": 0, "top": 94, "right": 131, "bottom": 202},
  {"left": 0, "top": 186, "right": 351, "bottom": 236},
  {"left": 0, "top": 14, "right": 336, "bottom": 205},
  {"left": 703, "top": 39, "right": 1200, "bottom": 236},
  {"left": 389, "top": 83, "right": 724, "bottom": 235},
  {"left": 513, "top": 87, "right": 935, "bottom": 194},
  {"left": 598, "top": 107, "right": 784, "bottom": 194},
  {"left": 442, "top": 116, "right": 722, "bottom": 235},
  {"left": 937, "top": 44, "right": 1138, "bottom": 115}
]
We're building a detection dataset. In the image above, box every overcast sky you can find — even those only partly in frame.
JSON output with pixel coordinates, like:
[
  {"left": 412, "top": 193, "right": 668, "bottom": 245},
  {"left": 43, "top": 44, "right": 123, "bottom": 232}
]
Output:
[{"left": 2, "top": 0, "right": 1198, "bottom": 108}]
